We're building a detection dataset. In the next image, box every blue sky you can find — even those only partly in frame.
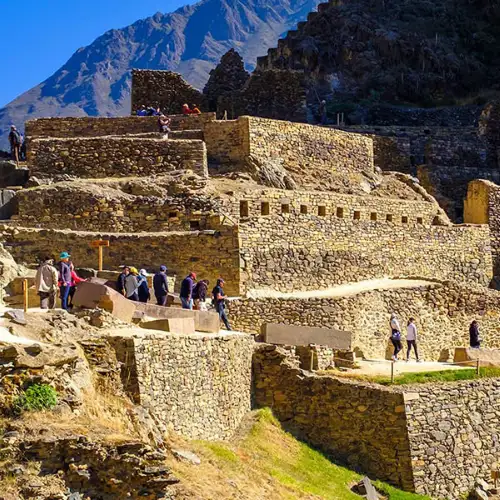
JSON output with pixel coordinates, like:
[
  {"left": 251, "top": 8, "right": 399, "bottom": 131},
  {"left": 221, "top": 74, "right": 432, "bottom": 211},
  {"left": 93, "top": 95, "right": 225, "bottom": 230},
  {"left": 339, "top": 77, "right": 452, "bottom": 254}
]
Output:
[{"left": 0, "top": 0, "right": 189, "bottom": 108}]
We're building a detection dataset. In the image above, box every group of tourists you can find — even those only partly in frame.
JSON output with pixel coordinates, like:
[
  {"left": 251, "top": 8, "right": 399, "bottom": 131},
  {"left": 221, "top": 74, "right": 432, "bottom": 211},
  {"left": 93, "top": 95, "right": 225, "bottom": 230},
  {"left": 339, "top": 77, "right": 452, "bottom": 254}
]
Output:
[
  {"left": 115, "top": 266, "right": 231, "bottom": 330},
  {"left": 179, "top": 272, "right": 231, "bottom": 330},
  {"left": 35, "top": 252, "right": 84, "bottom": 310},
  {"left": 182, "top": 103, "right": 201, "bottom": 115},
  {"left": 8, "top": 125, "right": 26, "bottom": 165},
  {"left": 389, "top": 314, "right": 484, "bottom": 362}
]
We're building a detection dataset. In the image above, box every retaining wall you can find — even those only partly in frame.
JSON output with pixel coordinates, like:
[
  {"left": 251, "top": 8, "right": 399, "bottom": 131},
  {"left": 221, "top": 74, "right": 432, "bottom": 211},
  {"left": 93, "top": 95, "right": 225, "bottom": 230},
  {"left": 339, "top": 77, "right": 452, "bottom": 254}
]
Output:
[
  {"left": 0, "top": 225, "right": 241, "bottom": 296},
  {"left": 229, "top": 281, "right": 500, "bottom": 360},
  {"left": 28, "top": 137, "right": 208, "bottom": 179},
  {"left": 112, "top": 331, "right": 254, "bottom": 440}
]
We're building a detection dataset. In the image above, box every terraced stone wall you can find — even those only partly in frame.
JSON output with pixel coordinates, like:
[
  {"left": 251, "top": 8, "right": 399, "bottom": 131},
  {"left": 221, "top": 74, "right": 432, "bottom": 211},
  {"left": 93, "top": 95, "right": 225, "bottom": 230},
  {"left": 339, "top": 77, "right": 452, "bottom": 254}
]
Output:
[
  {"left": 112, "top": 331, "right": 254, "bottom": 440},
  {"left": 237, "top": 209, "right": 492, "bottom": 292},
  {"left": 28, "top": 137, "right": 208, "bottom": 179},
  {"left": 25, "top": 114, "right": 216, "bottom": 139},
  {"left": 229, "top": 281, "right": 500, "bottom": 361},
  {"left": 0, "top": 225, "right": 241, "bottom": 295}
]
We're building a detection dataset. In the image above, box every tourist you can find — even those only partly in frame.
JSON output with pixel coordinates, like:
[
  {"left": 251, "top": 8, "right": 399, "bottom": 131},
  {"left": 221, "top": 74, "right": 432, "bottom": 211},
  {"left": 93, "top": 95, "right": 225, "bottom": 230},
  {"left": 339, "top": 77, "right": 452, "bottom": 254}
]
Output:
[
  {"left": 180, "top": 271, "right": 196, "bottom": 309},
  {"left": 68, "top": 262, "right": 85, "bottom": 309},
  {"left": 319, "top": 100, "right": 327, "bottom": 125},
  {"left": 406, "top": 317, "right": 420, "bottom": 362},
  {"left": 136, "top": 105, "right": 148, "bottom": 116},
  {"left": 158, "top": 115, "right": 171, "bottom": 136},
  {"left": 137, "top": 269, "right": 151, "bottom": 303},
  {"left": 35, "top": 257, "right": 58, "bottom": 309},
  {"left": 8, "top": 125, "right": 22, "bottom": 165},
  {"left": 153, "top": 265, "right": 169, "bottom": 306},
  {"left": 193, "top": 279, "right": 209, "bottom": 311},
  {"left": 125, "top": 267, "right": 140, "bottom": 301},
  {"left": 390, "top": 312, "right": 402, "bottom": 361},
  {"left": 182, "top": 103, "right": 192, "bottom": 115},
  {"left": 212, "top": 278, "right": 231, "bottom": 330},
  {"left": 470, "top": 320, "right": 481, "bottom": 348},
  {"left": 116, "top": 266, "right": 130, "bottom": 296},
  {"left": 20, "top": 134, "right": 27, "bottom": 161},
  {"left": 58, "top": 251, "right": 72, "bottom": 311},
  {"left": 191, "top": 104, "right": 201, "bottom": 115}
]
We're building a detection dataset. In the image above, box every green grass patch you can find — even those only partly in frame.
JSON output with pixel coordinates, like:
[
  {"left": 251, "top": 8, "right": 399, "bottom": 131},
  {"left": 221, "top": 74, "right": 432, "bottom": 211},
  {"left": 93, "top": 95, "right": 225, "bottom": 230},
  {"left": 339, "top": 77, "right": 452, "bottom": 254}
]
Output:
[
  {"left": 13, "top": 384, "right": 58, "bottom": 414},
  {"left": 373, "top": 366, "right": 500, "bottom": 385},
  {"left": 192, "top": 408, "right": 430, "bottom": 499}
]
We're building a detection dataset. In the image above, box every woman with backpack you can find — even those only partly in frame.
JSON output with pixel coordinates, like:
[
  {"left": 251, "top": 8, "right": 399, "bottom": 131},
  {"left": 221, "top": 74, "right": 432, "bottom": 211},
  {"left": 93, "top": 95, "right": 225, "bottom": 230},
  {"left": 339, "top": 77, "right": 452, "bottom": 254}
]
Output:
[
  {"left": 390, "top": 313, "right": 403, "bottom": 361},
  {"left": 137, "top": 269, "right": 151, "bottom": 303}
]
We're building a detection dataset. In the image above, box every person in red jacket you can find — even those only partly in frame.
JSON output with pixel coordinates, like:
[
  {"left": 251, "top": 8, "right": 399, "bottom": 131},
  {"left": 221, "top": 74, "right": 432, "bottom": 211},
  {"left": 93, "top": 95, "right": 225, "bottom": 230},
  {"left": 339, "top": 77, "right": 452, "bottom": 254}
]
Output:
[
  {"left": 182, "top": 103, "right": 192, "bottom": 115},
  {"left": 68, "top": 261, "right": 85, "bottom": 309}
]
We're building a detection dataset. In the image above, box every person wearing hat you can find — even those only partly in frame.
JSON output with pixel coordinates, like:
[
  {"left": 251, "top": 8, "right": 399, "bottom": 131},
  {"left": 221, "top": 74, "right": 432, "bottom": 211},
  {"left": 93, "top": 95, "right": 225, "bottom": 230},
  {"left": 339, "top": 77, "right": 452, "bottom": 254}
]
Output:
[
  {"left": 180, "top": 271, "right": 196, "bottom": 310},
  {"left": 153, "top": 265, "right": 169, "bottom": 306},
  {"left": 35, "top": 256, "right": 59, "bottom": 309},
  {"left": 137, "top": 269, "right": 151, "bottom": 303},
  {"left": 212, "top": 278, "right": 231, "bottom": 330},
  {"left": 8, "top": 125, "right": 22, "bottom": 165},
  {"left": 125, "top": 267, "right": 140, "bottom": 301},
  {"left": 58, "top": 251, "right": 72, "bottom": 310}
]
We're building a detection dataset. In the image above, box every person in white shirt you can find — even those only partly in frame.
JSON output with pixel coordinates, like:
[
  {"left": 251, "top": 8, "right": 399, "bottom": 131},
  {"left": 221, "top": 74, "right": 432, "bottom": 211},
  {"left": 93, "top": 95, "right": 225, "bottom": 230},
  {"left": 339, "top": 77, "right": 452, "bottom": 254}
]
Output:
[
  {"left": 390, "top": 313, "right": 403, "bottom": 361},
  {"left": 406, "top": 317, "right": 421, "bottom": 362}
]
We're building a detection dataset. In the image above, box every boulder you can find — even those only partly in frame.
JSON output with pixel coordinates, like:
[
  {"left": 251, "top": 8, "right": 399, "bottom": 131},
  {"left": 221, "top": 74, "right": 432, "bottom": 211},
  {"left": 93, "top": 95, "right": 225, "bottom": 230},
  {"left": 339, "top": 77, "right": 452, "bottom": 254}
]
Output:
[
  {"left": 72, "top": 280, "right": 136, "bottom": 323},
  {"left": 454, "top": 347, "right": 500, "bottom": 367},
  {"left": 140, "top": 318, "right": 196, "bottom": 334},
  {"left": 0, "top": 343, "right": 79, "bottom": 369}
]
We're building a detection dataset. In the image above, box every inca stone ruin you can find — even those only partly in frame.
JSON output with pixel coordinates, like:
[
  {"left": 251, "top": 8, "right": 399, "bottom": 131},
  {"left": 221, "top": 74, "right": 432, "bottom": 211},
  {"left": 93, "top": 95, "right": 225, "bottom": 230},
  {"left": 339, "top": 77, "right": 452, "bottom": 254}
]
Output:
[{"left": 4, "top": 9, "right": 500, "bottom": 498}]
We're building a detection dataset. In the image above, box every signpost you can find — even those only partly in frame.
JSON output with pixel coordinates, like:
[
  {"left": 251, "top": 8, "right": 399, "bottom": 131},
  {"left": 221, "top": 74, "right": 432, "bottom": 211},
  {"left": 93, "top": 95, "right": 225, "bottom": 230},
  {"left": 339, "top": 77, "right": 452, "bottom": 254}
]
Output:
[{"left": 89, "top": 240, "right": 110, "bottom": 271}]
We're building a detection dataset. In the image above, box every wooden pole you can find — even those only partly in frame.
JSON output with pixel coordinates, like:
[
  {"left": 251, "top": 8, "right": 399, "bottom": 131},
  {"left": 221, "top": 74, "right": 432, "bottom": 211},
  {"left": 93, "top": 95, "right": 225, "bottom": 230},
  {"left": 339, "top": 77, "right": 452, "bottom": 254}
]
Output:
[
  {"left": 476, "top": 358, "right": 480, "bottom": 376},
  {"left": 22, "top": 279, "right": 28, "bottom": 312},
  {"left": 391, "top": 361, "right": 395, "bottom": 384},
  {"left": 98, "top": 245, "right": 103, "bottom": 272}
]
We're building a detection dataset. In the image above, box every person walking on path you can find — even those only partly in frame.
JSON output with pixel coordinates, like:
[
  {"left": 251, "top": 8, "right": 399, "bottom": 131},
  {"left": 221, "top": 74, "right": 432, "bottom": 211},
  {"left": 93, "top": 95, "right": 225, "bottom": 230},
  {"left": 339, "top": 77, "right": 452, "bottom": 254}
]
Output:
[
  {"left": 319, "top": 100, "right": 327, "bottom": 125},
  {"left": 137, "top": 269, "right": 151, "bottom": 303},
  {"left": 35, "top": 257, "right": 58, "bottom": 309},
  {"left": 68, "top": 262, "right": 85, "bottom": 309},
  {"left": 125, "top": 267, "right": 140, "bottom": 301},
  {"left": 58, "top": 252, "right": 72, "bottom": 311},
  {"left": 212, "top": 278, "right": 231, "bottom": 330},
  {"left": 406, "top": 317, "right": 420, "bottom": 362},
  {"left": 180, "top": 272, "right": 196, "bottom": 310},
  {"left": 193, "top": 279, "right": 209, "bottom": 311},
  {"left": 470, "top": 320, "right": 481, "bottom": 348},
  {"left": 153, "top": 265, "right": 169, "bottom": 306},
  {"left": 390, "top": 312, "right": 402, "bottom": 361},
  {"left": 8, "top": 125, "right": 22, "bottom": 165}
]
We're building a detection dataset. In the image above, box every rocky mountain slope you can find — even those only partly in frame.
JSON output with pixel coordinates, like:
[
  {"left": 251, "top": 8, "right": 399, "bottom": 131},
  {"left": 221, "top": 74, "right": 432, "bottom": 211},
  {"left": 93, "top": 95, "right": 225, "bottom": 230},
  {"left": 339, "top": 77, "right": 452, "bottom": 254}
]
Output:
[
  {"left": 0, "top": 0, "right": 319, "bottom": 150},
  {"left": 257, "top": 0, "right": 500, "bottom": 108}
]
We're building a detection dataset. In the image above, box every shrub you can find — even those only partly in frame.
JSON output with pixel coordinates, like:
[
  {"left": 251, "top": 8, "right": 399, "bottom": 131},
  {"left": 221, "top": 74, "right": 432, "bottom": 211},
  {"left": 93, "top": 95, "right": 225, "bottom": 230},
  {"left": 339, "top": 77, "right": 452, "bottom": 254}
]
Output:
[{"left": 13, "top": 384, "right": 58, "bottom": 414}]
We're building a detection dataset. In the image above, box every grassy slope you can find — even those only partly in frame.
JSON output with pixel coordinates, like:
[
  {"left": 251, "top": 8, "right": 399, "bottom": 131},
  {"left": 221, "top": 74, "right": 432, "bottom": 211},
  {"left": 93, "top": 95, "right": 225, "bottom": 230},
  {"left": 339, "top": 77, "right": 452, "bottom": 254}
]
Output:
[{"left": 168, "top": 408, "right": 430, "bottom": 500}]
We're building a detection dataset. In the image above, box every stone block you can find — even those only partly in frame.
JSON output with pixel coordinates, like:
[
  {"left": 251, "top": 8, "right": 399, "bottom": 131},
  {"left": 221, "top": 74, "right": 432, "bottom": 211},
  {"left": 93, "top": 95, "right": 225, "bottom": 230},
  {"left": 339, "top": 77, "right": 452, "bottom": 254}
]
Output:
[
  {"left": 133, "top": 302, "right": 219, "bottom": 333},
  {"left": 454, "top": 347, "right": 500, "bottom": 367},
  {"left": 261, "top": 323, "right": 352, "bottom": 350},
  {"left": 72, "top": 280, "right": 136, "bottom": 323},
  {"left": 140, "top": 318, "right": 196, "bottom": 334}
]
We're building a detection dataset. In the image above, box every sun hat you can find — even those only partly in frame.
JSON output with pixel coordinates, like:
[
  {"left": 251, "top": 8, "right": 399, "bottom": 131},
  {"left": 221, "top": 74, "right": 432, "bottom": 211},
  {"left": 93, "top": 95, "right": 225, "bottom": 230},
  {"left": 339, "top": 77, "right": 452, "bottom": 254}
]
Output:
[
  {"left": 129, "top": 266, "right": 139, "bottom": 275},
  {"left": 60, "top": 251, "right": 71, "bottom": 259},
  {"left": 139, "top": 269, "right": 148, "bottom": 276}
]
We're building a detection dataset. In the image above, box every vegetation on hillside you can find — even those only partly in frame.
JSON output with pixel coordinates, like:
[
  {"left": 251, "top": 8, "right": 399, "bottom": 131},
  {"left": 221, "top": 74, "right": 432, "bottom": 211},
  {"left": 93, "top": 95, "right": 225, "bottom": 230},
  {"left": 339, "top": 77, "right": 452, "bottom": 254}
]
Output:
[{"left": 169, "top": 408, "right": 431, "bottom": 499}]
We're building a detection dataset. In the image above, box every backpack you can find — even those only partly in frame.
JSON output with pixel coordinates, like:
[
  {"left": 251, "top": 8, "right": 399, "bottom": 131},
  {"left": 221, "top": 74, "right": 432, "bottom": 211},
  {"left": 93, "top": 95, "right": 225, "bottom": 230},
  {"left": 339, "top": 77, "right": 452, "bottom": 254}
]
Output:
[{"left": 10, "top": 131, "right": 21, "bottom": 145}]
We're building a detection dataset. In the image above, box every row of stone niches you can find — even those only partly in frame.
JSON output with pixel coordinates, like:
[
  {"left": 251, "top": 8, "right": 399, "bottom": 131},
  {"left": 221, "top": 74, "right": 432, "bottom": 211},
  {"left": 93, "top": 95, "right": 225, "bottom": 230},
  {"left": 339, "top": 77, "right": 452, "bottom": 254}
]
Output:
[{"left": 239, "top": 200, "right": 427, "bottom": 224}]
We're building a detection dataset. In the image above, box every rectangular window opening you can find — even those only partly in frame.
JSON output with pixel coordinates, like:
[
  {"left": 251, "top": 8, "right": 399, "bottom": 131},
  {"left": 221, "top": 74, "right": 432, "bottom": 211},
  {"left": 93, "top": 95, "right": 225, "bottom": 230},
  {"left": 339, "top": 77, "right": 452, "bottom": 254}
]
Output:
[
  {"left": 261, "top": 202, "right": 270, "bottom": 216},
  {"left": 240, "top": 200, "right": 249, "bottom": 217},
  {"left": 417, "top": 217, "right": 423, "bottom": 224},
  {"left": 300, "top": 205, "right": 308, "bottom": 215},
  {"left": 318, "top": 206, "right": 326, "bottom": 216},
  {"left": 169, "top": 211, "right": 178, "bottom": 218},
  {"left": 386, "top": 214, "right": 393, "bottom": 222},
  {"left": 281, "top": 204, "right": 290, "bottom": 214},
  {"left": 402, "top": 216, "right": 409, "bottom": 223},
  {"left": 189, "top": 220, "right": 200, "bottom": 230},
  {"left": 354, "top": 211, "right": 361, "bottom": 220},
  {"left": 370, "top": 212, "right": 377, "bottom": 221},
  {"left": 336, "top": 207, "right": 344, "bottom": 218}
]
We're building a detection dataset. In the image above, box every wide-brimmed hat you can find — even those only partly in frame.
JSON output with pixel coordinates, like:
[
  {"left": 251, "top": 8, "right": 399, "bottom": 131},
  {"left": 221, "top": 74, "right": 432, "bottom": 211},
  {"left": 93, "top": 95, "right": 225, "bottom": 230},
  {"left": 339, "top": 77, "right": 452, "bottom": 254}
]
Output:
[
  {"left": 139, "top": 269, "right": 148, "bottom": 276},
  {"left": 60, "top": 251, "right": 71, "bottom": 259}
]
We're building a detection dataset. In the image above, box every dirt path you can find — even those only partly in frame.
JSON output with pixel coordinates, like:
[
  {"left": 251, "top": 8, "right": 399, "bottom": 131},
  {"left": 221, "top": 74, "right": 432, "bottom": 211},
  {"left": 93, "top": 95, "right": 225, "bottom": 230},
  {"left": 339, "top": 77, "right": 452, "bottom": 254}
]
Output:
[{"left": 247, "top": 277, "right": 436, "bottom": 300}]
